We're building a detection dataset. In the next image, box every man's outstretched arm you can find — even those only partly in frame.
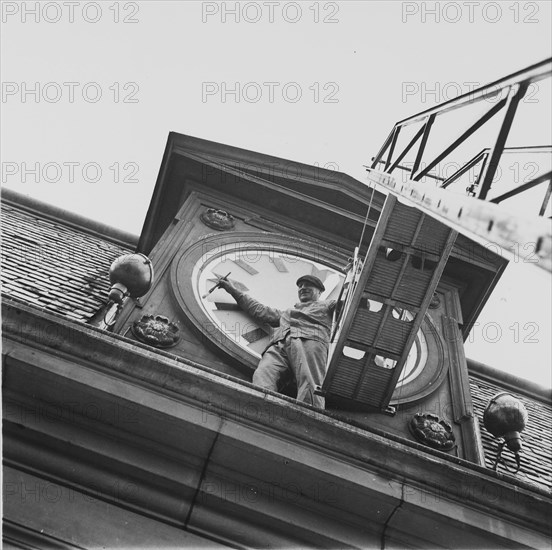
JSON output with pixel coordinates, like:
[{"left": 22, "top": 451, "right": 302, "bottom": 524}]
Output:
[{"left": 217, "top": 278, "right": 281, "bottom": 327}]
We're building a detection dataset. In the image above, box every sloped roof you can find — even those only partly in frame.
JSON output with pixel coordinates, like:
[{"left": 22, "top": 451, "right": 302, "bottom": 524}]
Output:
[
  {"left": 1, "top": 192, "right": 550, "bottom": 492},
  {"left": 470, "top": 373, "right": 552, "bottom": 491},
  {"left": 1, "top": 196, "right": 134, "bottom": 323}
]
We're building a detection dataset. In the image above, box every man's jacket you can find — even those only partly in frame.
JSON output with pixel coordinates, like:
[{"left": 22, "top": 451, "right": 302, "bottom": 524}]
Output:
[{"left": 233, "top": 290, "right": 336, "bottom": 348}]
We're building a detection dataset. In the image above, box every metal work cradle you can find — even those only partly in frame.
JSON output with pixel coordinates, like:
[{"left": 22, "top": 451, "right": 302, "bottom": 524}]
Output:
[{"left": 321, "top": 194, "right": 457, "bottom": 411}]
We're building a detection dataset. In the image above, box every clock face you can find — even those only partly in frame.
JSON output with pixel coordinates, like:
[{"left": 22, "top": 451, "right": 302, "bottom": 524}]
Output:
[
  {"left": 399, "top": 328, "right": 428, "bottom": 386},
  {"left": 382, "top": 308, "right": 429, "bottom": 388},
  {"left": 192, "top": 245, "right": 428, "bottom": 392},
  {"left": 171, "top": 232, "right": 442, "bottom": 403},
  {"left": 192, "top": 248, "right": 345, "bottom": 357}
]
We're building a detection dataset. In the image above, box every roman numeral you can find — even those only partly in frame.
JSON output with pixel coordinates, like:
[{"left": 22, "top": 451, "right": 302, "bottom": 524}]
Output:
[
  {"left": 242, "top": 326, "right": 268, "bottom": 343},
  {"left": 233, "top": 259, "right": 259, "bottom": 275},
  {"left": 310, "top": 266, "right": 331, "bottom": 283},
  {"left": 213, "top": 303, "right": 241, "bottom": 311},
  {"left": 271, "top": 257, "right": 288, "bottom": 273}
]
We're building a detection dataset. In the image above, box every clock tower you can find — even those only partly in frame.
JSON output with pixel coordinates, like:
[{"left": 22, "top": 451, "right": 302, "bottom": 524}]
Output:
[{"left": 113, "top": 132, "right": 506, "bottom": 463}]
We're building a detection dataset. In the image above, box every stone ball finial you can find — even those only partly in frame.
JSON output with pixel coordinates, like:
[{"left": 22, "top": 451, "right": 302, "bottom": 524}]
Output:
[
  {"left": 483, "top": 392, "right": 528, "bottom": 472},
  {"left": 108, "top": 253, "right": 154, "bottom": 303}
]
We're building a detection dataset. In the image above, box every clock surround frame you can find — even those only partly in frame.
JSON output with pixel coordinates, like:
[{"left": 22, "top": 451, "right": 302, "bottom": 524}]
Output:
[{"left": 170, "top": 231, "right": 447, "bottom": 405}]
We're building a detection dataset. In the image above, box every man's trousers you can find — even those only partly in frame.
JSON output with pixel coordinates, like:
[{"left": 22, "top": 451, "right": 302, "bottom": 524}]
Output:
[{"left": 252, "top": 336, "right": 328, "bottom": 408}]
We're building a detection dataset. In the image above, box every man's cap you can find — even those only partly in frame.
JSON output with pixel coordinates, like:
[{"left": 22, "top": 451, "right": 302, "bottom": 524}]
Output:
[{"left": 296, "top": 275, "right": 325, "bottom": 292}]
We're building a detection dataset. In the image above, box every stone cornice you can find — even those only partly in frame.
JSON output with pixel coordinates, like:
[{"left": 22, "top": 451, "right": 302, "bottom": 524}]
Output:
[{"left": 2, "top": 296, "right": 551, "bottom": 547}]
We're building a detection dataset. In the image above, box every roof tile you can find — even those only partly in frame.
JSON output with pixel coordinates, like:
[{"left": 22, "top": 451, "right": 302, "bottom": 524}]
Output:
[
  {"left": 470, "top": 376, "right": 551, "bottom": 492},
  {"left": 1, "top": 203, "right": 132, "bottom": 323}
]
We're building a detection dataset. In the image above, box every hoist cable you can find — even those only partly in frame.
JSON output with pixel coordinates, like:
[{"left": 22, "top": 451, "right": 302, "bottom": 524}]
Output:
[{"left": 357, "top": 181, "right": 376, "bottom": 253}]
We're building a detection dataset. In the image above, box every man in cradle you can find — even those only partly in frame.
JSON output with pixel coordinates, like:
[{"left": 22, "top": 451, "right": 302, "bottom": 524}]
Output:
[{"left": 218, "top": 274, "right": 336, "bottom": 408}]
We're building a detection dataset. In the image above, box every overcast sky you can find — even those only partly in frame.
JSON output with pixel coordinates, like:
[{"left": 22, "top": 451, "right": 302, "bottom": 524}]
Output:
[{"left": 2, "top": 1, "right": 551, "bottom": 388}]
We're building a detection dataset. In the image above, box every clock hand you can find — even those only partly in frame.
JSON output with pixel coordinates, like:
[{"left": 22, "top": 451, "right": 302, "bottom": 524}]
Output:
[
  {"left": 202, "top": 272, "right": 232, "bottom": 299},
  {"left": 320, "top": 273, "right": 342, "bottom": 300}
]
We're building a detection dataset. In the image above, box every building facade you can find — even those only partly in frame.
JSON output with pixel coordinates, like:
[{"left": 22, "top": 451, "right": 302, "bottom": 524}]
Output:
[{"left": 2, "top": 133, "right": 551, "bottom": 549}]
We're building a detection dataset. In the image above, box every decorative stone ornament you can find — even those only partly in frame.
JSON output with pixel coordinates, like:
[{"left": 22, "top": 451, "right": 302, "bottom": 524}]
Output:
[
  {"left": 483, "top": 392, "right": 528, "bottom": 473},
  {"left": 131, "top": 315, "right": 180, "bottom": 348},
  {"left": 200, "top": 208, "right": 235, "bottom": 231},
  {"left": 108, "top": 253, "right": 154, "bottom": 303},
  {"left": 409, "top": 413, "right": 456, "bottom": 451},
  {"left": 103, "top": 254, "right": 154, "bottom": 328}
]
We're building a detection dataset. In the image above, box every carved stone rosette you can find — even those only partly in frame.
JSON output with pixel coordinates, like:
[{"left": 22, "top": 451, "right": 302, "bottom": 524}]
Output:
[
  {"left": 200, "top": 208, "right": 235, "bottom": 231},
  {"left": 131, "top": 315, "right": 180, "bottom": 348},
  {"left": 409, "top": 413, "right": 456, "bottom": 451}
]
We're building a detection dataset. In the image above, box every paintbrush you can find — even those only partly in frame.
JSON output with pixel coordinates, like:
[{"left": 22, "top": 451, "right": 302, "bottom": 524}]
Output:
[{"left": 202, "top": 272, "right": 231, "bottom": 299}]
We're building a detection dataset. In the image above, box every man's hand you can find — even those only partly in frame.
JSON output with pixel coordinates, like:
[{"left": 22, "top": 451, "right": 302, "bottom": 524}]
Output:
[{"left": 217, "top": 276, "right": 238, "bottom": 296}]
